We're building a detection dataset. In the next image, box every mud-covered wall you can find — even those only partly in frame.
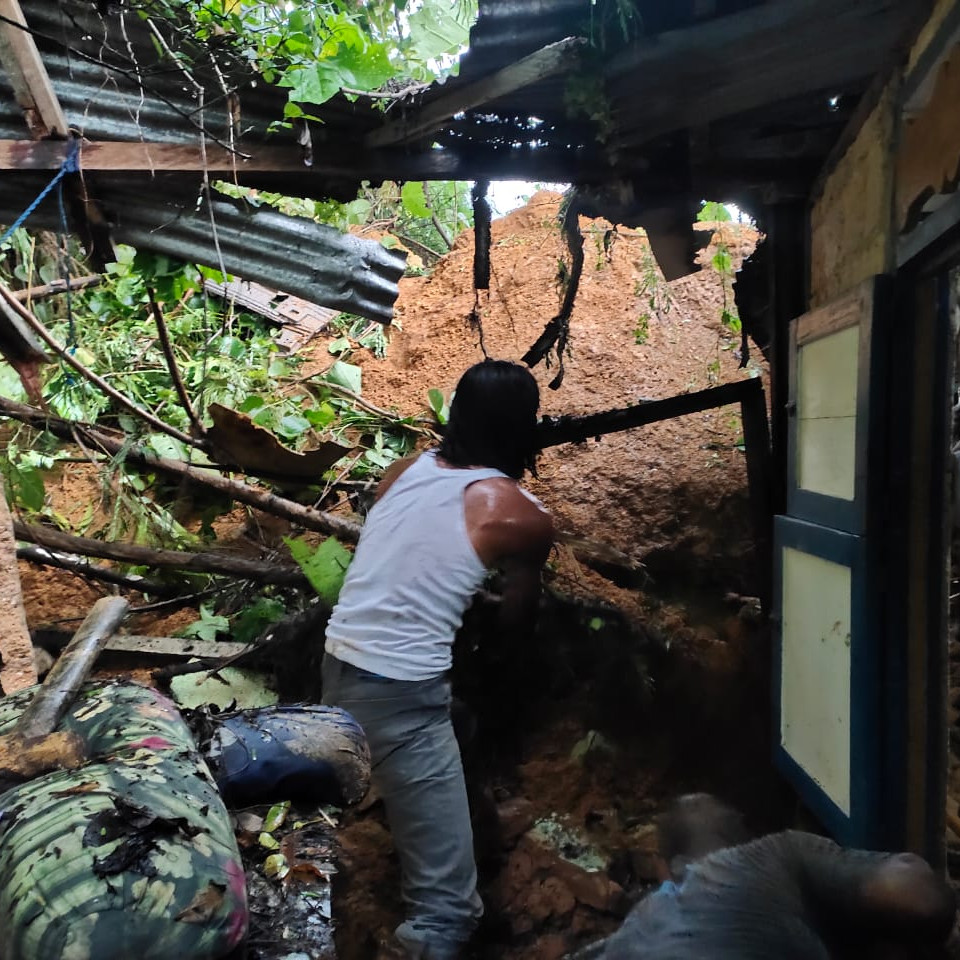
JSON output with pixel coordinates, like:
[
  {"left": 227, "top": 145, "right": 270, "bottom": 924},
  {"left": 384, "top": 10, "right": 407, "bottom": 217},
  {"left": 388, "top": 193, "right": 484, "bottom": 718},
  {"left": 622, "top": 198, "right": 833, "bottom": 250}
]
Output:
[
  {"left": 809, "top": 85, "right": 898, "bottom": 307},
  {"left": 810, "top": 0, "right": 959, "bottom": 305}
]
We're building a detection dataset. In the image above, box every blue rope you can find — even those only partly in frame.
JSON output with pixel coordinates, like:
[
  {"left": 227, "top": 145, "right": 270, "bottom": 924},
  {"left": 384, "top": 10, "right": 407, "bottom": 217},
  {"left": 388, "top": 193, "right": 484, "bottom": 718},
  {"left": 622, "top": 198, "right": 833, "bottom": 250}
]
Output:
[{"left": 0, "top": 138, "right": 80, "bottom": 248}]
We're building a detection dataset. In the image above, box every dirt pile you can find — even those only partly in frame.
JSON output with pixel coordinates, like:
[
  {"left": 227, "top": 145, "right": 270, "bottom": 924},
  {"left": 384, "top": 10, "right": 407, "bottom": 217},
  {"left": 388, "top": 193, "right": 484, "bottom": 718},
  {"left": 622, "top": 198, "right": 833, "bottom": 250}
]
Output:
[{"left": 317, "top": 191, "right": 764, "bottom": 596}]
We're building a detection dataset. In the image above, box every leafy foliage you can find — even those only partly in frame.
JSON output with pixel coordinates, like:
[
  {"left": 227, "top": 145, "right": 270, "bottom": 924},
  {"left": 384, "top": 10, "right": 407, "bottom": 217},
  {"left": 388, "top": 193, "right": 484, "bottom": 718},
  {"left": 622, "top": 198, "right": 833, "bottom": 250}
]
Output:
[
  {"left": 697, "top": 201, "right": 743, "bottom": 383},
  {"left": 137, "top": 0, "right": 476, "bottom": 120}
]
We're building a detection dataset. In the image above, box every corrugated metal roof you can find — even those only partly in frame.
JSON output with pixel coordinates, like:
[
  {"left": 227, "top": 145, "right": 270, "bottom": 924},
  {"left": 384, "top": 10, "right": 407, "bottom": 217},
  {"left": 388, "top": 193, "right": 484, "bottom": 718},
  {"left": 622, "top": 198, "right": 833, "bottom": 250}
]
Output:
[
  {"left": 0, "top": 1, "right": 404, "bottom": 323},
  {"left": 0, "top": 172, "right": 406, "bottom": 323}
]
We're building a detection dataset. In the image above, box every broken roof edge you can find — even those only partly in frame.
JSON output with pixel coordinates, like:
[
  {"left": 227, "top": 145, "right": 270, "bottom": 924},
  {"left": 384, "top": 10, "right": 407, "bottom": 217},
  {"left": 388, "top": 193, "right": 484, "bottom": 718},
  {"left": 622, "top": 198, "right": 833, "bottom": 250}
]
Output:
[{"left": 0, "top": 173, "right": 408, "bottom": 325}]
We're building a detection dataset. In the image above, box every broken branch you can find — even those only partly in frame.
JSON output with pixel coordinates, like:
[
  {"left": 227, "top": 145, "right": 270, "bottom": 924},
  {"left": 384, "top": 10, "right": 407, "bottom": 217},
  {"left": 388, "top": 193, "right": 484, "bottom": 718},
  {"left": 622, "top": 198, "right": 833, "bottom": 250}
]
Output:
[
  {"left": 0, "top": 396, "right": 363, "bottom": 542},
  {"left": 147, "top": 286, "right": 206, "bottom": 438},
  {"left": 16, "top": 543, "right": 181, "bottom": 596},
  {"left": 14, "top": 521, "right": 313, "bottom": 587}
]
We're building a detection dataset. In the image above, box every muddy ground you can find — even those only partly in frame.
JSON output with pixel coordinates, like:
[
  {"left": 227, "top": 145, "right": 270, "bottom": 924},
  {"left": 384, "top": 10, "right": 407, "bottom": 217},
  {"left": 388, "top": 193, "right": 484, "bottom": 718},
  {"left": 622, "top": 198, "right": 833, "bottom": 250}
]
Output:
[{"left": 12, "top": 193, "right": 793, "bottom": 958}]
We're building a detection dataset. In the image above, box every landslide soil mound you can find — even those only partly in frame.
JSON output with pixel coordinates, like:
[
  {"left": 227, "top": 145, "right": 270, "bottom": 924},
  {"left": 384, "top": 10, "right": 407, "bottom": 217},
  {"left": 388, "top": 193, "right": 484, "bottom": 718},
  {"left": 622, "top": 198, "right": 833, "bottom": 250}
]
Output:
[{"left": 309, "top": 191, "right": 764, "bottom": 596}]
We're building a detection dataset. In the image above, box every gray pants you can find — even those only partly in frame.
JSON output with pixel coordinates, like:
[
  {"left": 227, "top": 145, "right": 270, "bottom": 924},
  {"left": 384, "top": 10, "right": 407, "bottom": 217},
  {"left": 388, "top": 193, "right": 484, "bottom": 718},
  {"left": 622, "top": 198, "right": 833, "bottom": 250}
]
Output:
[{"left": 321, "top": 654, "right": 483, "bottom": 959}]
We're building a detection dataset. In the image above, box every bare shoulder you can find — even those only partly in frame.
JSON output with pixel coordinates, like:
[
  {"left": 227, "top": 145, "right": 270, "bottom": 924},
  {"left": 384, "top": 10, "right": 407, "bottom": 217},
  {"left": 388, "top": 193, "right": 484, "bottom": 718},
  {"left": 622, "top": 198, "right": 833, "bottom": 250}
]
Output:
[
  {"left": 464, "top": 476, "right": 554, "bottom": 564},
  {"left": 374, "top": 454, "right": 419, "bottom": 502}
]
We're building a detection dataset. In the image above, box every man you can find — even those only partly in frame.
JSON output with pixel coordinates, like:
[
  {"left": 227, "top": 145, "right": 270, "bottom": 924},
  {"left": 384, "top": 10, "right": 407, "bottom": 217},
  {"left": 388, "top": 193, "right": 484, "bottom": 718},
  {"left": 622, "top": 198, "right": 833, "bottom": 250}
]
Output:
[
  {"left": 322, "top": 360, "right": 554, "bottom": 960},
  {"left": 576, "top": 794, "right": 957, "bottom": 959}
]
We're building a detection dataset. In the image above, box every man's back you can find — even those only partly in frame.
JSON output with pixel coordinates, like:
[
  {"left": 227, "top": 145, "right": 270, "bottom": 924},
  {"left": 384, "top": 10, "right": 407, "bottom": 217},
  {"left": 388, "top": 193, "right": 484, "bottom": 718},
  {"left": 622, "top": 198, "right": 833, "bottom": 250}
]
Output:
[{"left": 597, "top": 832, "right": 955, "bottom": 960}]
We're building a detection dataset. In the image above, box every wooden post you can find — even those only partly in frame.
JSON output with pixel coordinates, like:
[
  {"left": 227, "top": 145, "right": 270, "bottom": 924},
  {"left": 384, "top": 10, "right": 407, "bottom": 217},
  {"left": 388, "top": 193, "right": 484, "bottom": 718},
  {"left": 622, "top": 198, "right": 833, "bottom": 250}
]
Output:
[{"left": 0, "top": 472, "right": 38, "bottom": 694}]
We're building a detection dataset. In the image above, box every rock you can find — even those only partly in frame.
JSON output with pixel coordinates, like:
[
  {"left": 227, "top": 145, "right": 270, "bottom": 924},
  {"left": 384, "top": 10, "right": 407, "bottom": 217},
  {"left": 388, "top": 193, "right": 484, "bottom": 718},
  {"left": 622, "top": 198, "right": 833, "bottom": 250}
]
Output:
[
  {"left": 552, "top": 857, "right": 625, "bottom": 913},
  {"left": 536, "top": 933, "right": 571, "bottom": 960}
]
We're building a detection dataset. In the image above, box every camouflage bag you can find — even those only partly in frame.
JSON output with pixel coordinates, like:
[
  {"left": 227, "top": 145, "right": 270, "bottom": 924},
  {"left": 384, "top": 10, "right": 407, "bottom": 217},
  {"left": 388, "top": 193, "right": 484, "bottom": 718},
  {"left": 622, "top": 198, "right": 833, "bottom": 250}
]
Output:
[{"left": 0, "top": 680, "right": 247, "bottom": 960}]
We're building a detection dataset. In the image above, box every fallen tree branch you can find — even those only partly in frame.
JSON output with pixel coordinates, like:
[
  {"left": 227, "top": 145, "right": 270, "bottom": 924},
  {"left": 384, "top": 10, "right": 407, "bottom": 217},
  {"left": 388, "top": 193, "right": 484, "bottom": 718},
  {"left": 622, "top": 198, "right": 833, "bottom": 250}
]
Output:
[
  {"left": 0, "top": 284, "right": 200, "bottom": 450},
  {"left": 0, "top": 396, "right": 363, "bottom": 542},
  {"left": 16, "top": 543, "right": 182, "bottom": 596},
  {"left": 14, "top": 521, "right": 312, "bottom": 587},
  {"left": 11, "top": 275, "right": 101, "bottom": 302}
]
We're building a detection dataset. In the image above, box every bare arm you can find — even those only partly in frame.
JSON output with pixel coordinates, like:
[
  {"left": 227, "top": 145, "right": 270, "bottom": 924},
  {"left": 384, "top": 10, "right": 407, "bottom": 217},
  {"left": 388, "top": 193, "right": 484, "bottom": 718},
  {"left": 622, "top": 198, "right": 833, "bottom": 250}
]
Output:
[{"left": 464, "top": 478, "right": 553, "bottom": 638}]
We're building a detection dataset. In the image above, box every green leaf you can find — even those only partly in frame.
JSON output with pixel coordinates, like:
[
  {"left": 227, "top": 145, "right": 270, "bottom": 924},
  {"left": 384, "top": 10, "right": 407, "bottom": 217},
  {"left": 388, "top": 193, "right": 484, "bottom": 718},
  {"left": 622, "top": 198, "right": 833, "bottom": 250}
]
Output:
[
  {"left": 334, "top": 41, "right": 394, "bottom": 91},
  {"left": 232, "top": 596, "right": 286, "bottom": 645},
  {"left": 14, "top": 464, "right": 45, "bottom": 512},
  {"left": 284, "top": 535, "right": 352, "bottom": 606},
  {"left": 285, "top": 61, "right": 344, "bottom": 106},
  {"left": 409, "top": 4, "right": 471, "bottom": 60},
  {"left": 258, "top": 832, "right": 280, "bottom": 851},
  {"left": 263, "top": 852, "right": 289, "bottom": 879},
  {"left": 400, "top": 181, "right": 431, "bottom": 219},
  {"left": 697, "top": 201, "right": 732, "bottom": 223},
  {"left": 180, "top": 604, "right": 230, "bottom": 643},
  {"left": 276, "top": 413, "right": 312, "bottom": 439},
  {"left": 324, "top": 360, "right": 362, "bottom": 394},
  {"left": 328, "top": 336, "right": 352, "bottom": 355},
  {"left": 263, "top": 800, "right": 291, "bottom": 833},
  {"left": 147, "top": 434, "right": 188, "bottom": 461},
  {"left": 237, "top": 395, "right": 266, "bottom": 414},
  {"left": 427, "top": 387, "right": 445, "bottom": 415},
  {"left": 711, "top": 248, "right": 733, "bottom": 274},
  {"left": 305, "top": 402, "right": 337, "bottom": 429}
]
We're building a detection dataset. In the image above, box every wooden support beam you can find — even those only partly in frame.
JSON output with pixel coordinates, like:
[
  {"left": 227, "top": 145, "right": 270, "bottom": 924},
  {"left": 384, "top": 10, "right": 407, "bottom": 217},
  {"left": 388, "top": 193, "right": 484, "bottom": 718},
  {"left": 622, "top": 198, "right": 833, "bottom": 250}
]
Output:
[
  {"left": 365, "top": 37, "right": 586, "bottom": 149},
  {"left": 536, "top": 378, "right": 763, "bottom": 448},
  {"left": 0, "top": 139, "right": 311, "bottom": 172},
  {"left": 0, "top": 0, "right": 68, "bottom": 137},
  {"left": 0, "top": 137, "right": 631, "bottom": 185},
  {"left": 607, "top": 0, "right": 923, "bottom": 148}
]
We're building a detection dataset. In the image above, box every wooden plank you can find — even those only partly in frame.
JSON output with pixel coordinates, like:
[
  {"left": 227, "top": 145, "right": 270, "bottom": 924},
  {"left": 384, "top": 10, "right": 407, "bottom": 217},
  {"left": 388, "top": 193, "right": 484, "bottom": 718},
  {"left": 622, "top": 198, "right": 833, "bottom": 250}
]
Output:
[
  {"left": 608, "top": 0, "right": 922, "bottom": 148},
  {"left": 0, "top": 139, "right": 311, "bottom": 172},
  {"left": 365, "top": 37, "right": 586, "bottom": 148},
  {"left": 0, "top": 0, "right": 68, "bottom": 137},
  {"left": 0, "top": 470, "right": 36, "bottom": 694},
  {"left": 39, "top": 631, "right": 251, "bottom": 661},
  {"left": 795, "top": 279, "right": 873, "bottom": 346},
  {"left": 0, "top": 137, "right": 624, "bottom": 183}
]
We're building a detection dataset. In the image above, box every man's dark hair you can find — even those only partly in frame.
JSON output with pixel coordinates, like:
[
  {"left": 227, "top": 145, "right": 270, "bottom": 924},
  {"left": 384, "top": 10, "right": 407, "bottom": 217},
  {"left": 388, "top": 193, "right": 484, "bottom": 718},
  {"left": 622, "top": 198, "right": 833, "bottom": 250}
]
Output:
[{"left": 437, "top": 360, "right": 540, "bottom": 480}]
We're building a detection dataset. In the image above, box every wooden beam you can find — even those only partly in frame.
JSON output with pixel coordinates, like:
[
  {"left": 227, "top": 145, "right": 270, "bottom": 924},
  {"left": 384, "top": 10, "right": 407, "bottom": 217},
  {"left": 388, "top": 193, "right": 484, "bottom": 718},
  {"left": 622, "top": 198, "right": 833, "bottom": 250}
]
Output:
[
  {"left": 0, "top": 139, "right": 312, "bottom": 172},
  {"left": 0, "top": 0, "right": 68, "bottom": 137},
  {"left": 607, "top": 0, "right": 922, "bottom": 148},
  {"left": 0, "top": 136, "right": 628, "bottom": 185},
  {"left": 536, "top": 378, "right": 763, "bottom": 448},
  {"left": 365, "top": 37, "right": 586, "bottom": 149}
]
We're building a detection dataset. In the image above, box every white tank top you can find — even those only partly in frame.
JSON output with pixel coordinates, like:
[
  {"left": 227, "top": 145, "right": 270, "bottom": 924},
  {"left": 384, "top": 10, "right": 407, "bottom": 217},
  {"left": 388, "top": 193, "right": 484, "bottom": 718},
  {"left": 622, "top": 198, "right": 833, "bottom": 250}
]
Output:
[{"left": 324, "top": 451, "right": 508, "bottom": 680}]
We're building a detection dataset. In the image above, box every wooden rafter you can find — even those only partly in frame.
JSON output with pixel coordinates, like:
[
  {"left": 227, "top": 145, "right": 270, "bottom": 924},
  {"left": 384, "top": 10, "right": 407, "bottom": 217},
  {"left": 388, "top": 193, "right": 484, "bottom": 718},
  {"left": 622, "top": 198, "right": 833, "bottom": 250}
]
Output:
[
  {"left": 0, "top": 0, "right": 67, "bottom": 137},
  {"left": 364, "top": 36, "right": 586, "bottom": 149}
]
